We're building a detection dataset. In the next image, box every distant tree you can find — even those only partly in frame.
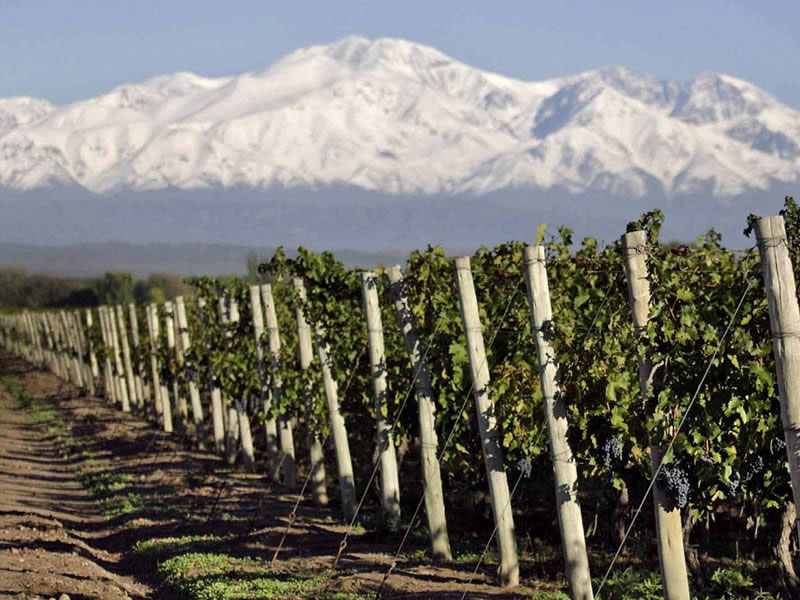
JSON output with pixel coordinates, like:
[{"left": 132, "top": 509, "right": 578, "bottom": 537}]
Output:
[{"left": 94, "top": 272, "right": 135, "bottom": 305}]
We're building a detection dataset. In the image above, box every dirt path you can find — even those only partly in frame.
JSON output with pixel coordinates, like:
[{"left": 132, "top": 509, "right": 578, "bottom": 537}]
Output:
[
  {"left": 0, "top": 363, "right": 150, "bottom": 600},
  {"left": 0, "top": 351, "right": 558, "bottom": 599}
]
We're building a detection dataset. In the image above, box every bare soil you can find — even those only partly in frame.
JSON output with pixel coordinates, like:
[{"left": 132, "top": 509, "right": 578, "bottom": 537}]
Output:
[
  {"left": 0, "top": 357, "right": 150, "bottom": 599},
  {"left": 0, "top": 352, "right": 567, "bottom": 599}
]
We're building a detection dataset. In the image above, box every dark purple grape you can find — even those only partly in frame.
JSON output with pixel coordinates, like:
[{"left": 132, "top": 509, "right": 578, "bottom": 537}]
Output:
[
  {"left": 743, "top": 455, "right": 764, "bottom": 483},
  {"left": 727, "top": 472, "right": 740, "bottom": 497},
  {"left": 657, "top": 463, "right": 690, "bottom": 510},
  {"left": 602, "top": 438, "right": 623, "bottom": 470}
]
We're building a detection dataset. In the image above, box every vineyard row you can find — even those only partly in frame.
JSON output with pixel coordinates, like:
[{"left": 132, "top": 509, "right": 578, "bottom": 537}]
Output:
[{"left": 2, "top": 206, "right": 800, "bottom": 599}]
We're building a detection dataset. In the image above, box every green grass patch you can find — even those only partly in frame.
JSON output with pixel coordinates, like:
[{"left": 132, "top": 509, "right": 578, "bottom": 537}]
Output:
[
  {"left": 133, "top": 534, "right": 237, "bottom": 564},
  {"left": 155, "top": 552, "right": 368, "bottom": 599},
  {"left": 80, "top": 469, "right": 145, "bottom": 516}
]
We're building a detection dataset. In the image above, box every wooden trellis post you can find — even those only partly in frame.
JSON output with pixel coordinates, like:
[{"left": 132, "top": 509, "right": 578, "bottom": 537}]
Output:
[
  {"left": 71, "top": 311, "right": 87, "bottom": 389},
  {"left": 165, "top": 301, "right": 188, "bottom": 430},
  {"left": 149, "top": 303, "right": 172, "bottom": 432},
  {"left": 454, "top": 256, "right": 519, "bottom": 587},
  {"left": 361, "top": 271, "right": 401, "bottom": 528},
  {"left": 386, "top": 264, "right": 452, "bottom": 560},
  {"left": 622, "top": 230, "right": 690, "bottom": 600},
  {"left": 524, "top": 245, "right": 594, "bottom": 599},
  {"left": 99, "top": 307, "right": 117, "bottom": 404},
  {"left": 250, "top": 285, "right": 281, "bottom": 477},
  {"left": 85, "top": 309, "right": 100, "bottom": 395},
  {"left": 754, "top": 216, "right": 800, "bottom": 531},
  {"left": 70, "top": 311, "right": 93, "bottom": 396},
  {"left": 116, "top": 305, "right": 139, "bottom": 409},
  {"left": 144, "top": 303, "right": 162, "bottom": 418},
  {"left": 59, "top": 311, "right": 83, "bottom": 389},
  {"left": 175, "top": 296, "right": 207, "bottom": 447},
  {"left": 293, "top": 277, "right": 357, "bottom": 519},
  {"left": 51, "top": 312, "right": 68, "bottom": 382},
  {"left": 314, "top": 314, "right": 357, "bottom": 520},
  {"left": 293, "top": 277, "right": 329, "bottom": 506},
  {"left": 128, "top": 303, "right": 146, "bottom": 404},
  {"left": 262, "top": 283, "right": 297, "bottom": 488},
  {"left": 226, "top": 295, "right": 255, "bottom": 468},
  {"left": 199, "top": 296, "right": 225, "bottom": 454},
  {"left": 108, "top": 306, "right": 130, "bottom": 412}
]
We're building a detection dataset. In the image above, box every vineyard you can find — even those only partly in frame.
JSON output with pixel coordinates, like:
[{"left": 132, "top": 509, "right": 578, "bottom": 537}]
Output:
[{"left": 2, "top": 200, "right": 800, "bottom": 600}]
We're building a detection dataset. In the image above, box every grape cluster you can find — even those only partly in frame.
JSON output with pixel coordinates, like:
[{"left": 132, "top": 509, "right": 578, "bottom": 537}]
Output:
[
  {"left": 727, "top": 472, "right": 741, "bottom": 497},
  {"left": 657, "top": 463, "right": 690, "bottom": 510},
  {"left": 699, "top": 453, "right": 714, "bottom": 464},
  {"left": 602, "top": 438, "right": 623, "bottom": 471},
  {"left": 743, "top": 455, "right": 764, "bottom": 483}
]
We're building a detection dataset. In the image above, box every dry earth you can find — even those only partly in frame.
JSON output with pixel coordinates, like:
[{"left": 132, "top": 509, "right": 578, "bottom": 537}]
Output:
[{"left": 0, "top": 352, "right": 566, "bottom": 599}]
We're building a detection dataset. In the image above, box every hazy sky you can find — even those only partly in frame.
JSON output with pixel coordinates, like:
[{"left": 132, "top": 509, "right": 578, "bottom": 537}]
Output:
[{"left": 3, "top": 0, "right": 800, "bottom": 108}]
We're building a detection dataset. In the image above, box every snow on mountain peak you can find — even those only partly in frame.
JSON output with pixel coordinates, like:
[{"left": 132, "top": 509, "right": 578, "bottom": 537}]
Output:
[
  {"left": 324, "top": 35, "right": 373, "bottom": 66},
  {"left": 0, "top": 97, "right": 56, "bottom": 130},
  {"left": 0, "top": 36, "right": 798, "bottom": 196}
]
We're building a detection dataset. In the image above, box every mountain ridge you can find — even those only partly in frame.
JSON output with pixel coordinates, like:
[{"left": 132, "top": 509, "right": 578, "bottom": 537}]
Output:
[{"left": 1, "top": 36, "right": 799, "bottom": 197}]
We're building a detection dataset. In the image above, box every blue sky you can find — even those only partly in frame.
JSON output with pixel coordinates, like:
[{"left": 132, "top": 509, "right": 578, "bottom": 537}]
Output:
[{"left": 3, "top": 0, "right": 800, "bottom": 108}]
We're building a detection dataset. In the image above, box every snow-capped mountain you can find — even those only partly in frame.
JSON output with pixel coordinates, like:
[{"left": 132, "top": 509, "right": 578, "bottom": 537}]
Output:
[{"left": 1, "top": 36, "right": 799, "bottom": 197}]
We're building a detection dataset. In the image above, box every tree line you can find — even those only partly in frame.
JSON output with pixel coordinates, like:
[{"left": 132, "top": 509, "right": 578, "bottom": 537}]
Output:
[{"left": 0, "top": 270, "right": 192, "bottom": 309}]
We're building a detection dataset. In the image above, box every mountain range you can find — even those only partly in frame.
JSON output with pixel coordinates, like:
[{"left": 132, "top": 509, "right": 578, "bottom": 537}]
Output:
[
  {"left": 0, "top": 37, "right": 797, "bottom": 267},
  {"left": 1, "top": 35, "right": 799, "bottom": 198}
]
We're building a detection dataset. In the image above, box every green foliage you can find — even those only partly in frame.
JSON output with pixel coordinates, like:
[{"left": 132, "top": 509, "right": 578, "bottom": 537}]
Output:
[
  {"left": 260, "top": 247, "right": 406, "bottom": 472},
  {"left": 184, "top": 276, "right": 261, "bottom": 409},
  {"left": 594, "top": 567, "right": 663, "bottom": 599},
  {"left": 688, "top": 567, "right": 780, "bottom": 600},
  {"left": 709, "top": 567, "right": 753, "bottom": 594}
]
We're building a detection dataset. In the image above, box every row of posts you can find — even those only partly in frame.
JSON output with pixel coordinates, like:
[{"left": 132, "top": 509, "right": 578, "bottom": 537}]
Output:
[{"left": 1, "top": 215, "right": 799, "bottom": 600}]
